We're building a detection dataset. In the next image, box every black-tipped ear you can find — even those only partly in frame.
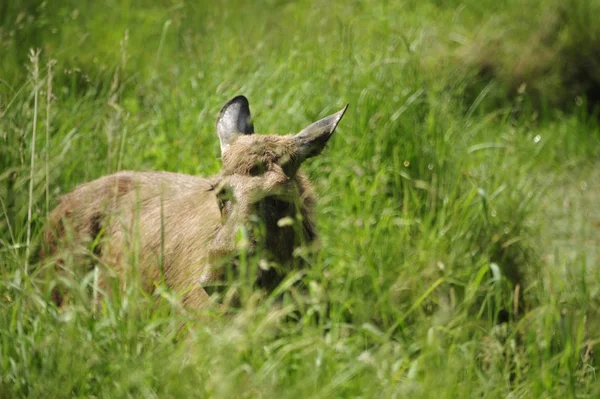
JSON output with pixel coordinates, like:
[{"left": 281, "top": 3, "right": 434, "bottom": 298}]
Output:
[
  {"left": 216, "top": 95, "right": 254, "bottom": 153},
  {"left": 294, "top": 104, "right": 348, "bottom": 161}
]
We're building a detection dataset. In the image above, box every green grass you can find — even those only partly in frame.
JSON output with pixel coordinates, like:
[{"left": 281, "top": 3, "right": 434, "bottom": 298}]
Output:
[{"left": 1, "top": 0, "right": 600, "bottom": 397}]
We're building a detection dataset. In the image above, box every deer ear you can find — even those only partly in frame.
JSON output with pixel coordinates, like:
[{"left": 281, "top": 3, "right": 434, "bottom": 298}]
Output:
[
  {"left": 216, "top": 95, "right": 254, "bottom": 152},
  {"left": 294, "top": 104, "right": 348, "bottom": 161}
]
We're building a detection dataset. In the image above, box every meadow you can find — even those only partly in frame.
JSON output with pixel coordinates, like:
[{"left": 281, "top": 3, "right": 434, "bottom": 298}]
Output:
[{"left": 1, "top": 0, "right": 599, "bottom": 397}]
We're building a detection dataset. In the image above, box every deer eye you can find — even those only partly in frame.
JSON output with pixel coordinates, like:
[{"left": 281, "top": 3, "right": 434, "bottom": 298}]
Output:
[{"left": 248, "top": 163, "right": 267, "bottom": 176}]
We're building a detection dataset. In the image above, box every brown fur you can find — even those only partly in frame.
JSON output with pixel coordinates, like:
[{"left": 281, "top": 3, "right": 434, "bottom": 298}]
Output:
[{"left": 44, "top": 96, "right": 347, "bottom": 309}]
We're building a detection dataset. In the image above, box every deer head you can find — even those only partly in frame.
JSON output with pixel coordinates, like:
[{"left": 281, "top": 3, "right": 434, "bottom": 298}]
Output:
[{"left": 214, "top": 95, "right": 348, "bottom": 215}]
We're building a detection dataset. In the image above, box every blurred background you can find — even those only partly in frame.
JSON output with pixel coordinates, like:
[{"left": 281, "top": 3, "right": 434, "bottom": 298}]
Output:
[{"left": 1, "top": 0, "right": 599, "bottom": 397}]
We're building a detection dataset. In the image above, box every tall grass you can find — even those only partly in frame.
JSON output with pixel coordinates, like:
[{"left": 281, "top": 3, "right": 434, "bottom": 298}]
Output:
[
  {"left": 1, "top": 0, "right": 599, "bottom": 397},
  {"left": 24, "top": 49, "right": 40, "bottom": 275}
]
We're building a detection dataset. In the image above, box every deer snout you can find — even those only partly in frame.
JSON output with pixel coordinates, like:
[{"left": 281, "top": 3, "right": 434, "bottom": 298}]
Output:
[
  {"left": 218, "top": 169, "right": 293, "bottom": 206},
  {"left": 248, "top": 168, "right": 294, "bottom": 203}
]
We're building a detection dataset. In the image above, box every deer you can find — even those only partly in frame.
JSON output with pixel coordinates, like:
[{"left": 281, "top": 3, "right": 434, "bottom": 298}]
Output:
[{"left": 43, "top": 95, "right": 348, "bottom": 310}]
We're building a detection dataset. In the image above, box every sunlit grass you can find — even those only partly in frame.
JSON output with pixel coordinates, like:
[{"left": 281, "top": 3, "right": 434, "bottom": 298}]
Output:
[{"left": 1, "top": 0, "right": 599, "bottom": 397}]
